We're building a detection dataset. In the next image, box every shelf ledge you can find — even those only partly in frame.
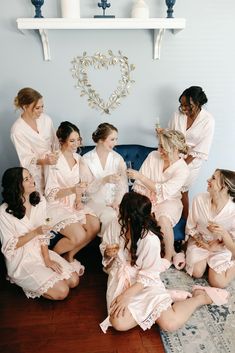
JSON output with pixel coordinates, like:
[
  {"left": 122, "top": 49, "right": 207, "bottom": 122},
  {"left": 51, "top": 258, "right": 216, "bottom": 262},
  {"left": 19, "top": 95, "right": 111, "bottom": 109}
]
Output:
[{"left": 16, "top": 18, "right": 186, "bottom": 61}]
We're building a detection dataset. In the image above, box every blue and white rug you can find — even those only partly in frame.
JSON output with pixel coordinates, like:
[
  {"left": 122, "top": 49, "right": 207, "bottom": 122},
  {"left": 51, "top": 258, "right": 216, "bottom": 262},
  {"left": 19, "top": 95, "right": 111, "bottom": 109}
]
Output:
[{"left": 160, "top": 268, "right": 235, "bottom": 353}]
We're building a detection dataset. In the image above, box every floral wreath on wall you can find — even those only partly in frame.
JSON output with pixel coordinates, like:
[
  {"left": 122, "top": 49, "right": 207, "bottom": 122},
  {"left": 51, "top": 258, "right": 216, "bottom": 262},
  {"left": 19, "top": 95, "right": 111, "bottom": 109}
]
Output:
[{"left": 71, "top": 50, "right": 135, "bottom": 114}]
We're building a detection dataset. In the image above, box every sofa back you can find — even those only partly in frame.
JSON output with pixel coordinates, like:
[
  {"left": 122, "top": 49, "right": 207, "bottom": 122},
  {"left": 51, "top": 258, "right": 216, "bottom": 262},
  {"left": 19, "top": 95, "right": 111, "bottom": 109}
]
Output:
[{"left": 80, "top": 144, "right": 156, "bottom": 170}]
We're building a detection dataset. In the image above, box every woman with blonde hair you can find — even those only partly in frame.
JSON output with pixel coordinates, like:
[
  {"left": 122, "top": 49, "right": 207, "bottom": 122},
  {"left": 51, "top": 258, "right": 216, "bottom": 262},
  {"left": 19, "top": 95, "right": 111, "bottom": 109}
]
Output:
[
  {"left": 128, "top": 129, "right": 190, "bottom": 269},
  {"left": 186, "top": 168, "right": 235, "bottom": 288},
  {"left": 11, "top": 87, "right": 58, "bottom": 194}
]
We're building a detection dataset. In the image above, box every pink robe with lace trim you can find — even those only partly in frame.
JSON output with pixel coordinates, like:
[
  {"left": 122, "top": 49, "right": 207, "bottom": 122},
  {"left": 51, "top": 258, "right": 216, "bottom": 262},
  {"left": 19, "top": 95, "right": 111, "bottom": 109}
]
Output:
[
  {"left": 133, "top": 151, "right": 189, "bottom": 226},
  {"left": 45, "top": 152, "right": 97, "bottom": 229},
  {"left": 99, "top": 219, "right": 172, "bottom": 332},
  {"left": 11, "top": 113, "right": 58, "bottom": 194},
  {"left": 82, "top": 148, "right": 128, "bottom": 236},
  {"left": 168, "top": 108, "right": 215, "bottom": 191},
  {"left": 186, "top": 192, "right": 235, "bottom": 275},
  {"left": 0, "top": 198, "right": 74, "bottom": 299}
]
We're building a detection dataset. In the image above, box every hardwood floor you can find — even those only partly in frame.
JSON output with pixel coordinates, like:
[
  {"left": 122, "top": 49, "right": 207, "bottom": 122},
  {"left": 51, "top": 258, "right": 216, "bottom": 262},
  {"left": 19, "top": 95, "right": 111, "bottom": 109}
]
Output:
[{"left": 0, "top": 240, "right": 164, "bottom": 353}]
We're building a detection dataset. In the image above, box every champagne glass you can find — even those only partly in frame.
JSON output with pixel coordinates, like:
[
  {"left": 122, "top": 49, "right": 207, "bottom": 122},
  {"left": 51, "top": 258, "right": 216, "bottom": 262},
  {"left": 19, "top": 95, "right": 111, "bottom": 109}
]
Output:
[
  {"left": 79, "top": 177, "right": 89, "bottom": 204},
  {"left": 51, "top": 142, "right": 60, "bottom": 170},
  {"left": 155, "top": 116, "right": 161, "bottom": 129},
  {"left": 126, "top": 161, "right": 133, "bottom": 186}
]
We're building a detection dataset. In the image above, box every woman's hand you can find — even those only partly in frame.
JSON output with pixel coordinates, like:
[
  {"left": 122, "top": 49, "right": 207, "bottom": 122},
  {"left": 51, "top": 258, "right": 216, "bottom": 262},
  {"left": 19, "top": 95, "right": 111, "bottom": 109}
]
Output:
[
  {"left": 207, "top": 222, "right": 227, "bottom": 240},
  {"left": 126, "top": 168, "right": 139, "bottom": 180},
  {"left": 44, "top": 258, "right": 62, "bottom": 274},
  {"left": 35, "top": 225, "right": 51, "bottom": 236},
  {"left": 110, "top": 292, "right": 131, "bottom": 318},
  {"left": 103, "top": 174, "right": 121, "bottom": 184},
  {"left": 75, "top": 182, "right": 87, "bottom": 195},
  {"left": 45, "top": 153, "right": 58, "bottom": 166},
  {"left": 193, "top": 234, "right": 210, "bottom": 250}
]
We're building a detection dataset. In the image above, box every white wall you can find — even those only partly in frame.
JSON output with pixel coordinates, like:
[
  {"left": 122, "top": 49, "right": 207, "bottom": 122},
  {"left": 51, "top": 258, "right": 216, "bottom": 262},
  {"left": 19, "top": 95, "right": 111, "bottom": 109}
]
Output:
[{"left": 0, "top": 0, "right": 235, "bottom": 201}]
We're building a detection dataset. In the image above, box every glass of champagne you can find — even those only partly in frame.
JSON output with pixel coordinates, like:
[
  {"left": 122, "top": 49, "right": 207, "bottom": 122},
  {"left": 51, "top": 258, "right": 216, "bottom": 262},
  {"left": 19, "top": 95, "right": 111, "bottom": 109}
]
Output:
[
  {"left": 79, "top": 177, "right": 89, "bottom": 204},
  {"left": 126, "top": 161, "right": 133, "bottom": 187}
]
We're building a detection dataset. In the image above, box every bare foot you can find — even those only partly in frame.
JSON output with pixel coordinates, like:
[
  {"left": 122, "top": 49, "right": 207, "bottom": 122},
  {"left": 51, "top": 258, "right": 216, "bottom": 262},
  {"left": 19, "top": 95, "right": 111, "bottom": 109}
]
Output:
[{"left": 192, "top": 289, "right": 213, "bottom": 305}]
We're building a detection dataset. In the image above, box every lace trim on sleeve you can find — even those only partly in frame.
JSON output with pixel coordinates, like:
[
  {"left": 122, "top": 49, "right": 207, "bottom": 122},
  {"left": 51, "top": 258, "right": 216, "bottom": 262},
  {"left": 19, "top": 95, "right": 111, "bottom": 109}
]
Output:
[
  {"left": 155, "top": 183, "right": 164, "bottom": 202},
  {"left": 5, "top": 237, "right": 19, "bottom": 259},
  {"left": 189, "top": 151, "right": 208, "bottom": 160},
  {"left": 133, "top": 183, "right": 148, "bottom": 196},
  {"left": 39, "top": 232, "right": 55, "bottom": 246},
  {"left": 185, "top": 228, "right": 198, "bottom": 241},
  {"left": 46, "top": 188, "right": 60, "bottom": 202}
]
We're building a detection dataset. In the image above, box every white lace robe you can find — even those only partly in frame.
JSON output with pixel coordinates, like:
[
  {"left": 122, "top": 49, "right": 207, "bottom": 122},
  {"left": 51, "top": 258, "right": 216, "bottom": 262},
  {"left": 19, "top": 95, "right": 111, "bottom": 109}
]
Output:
[
  {"left": 99, "top": 219, "right": 172, "bottom": 332},
  {"left": 168, "top": 108, "right": 215, "bottom": 191},
  {"left": 11, "top": 113, "right": 58, "bottom": 194},
  {"left": 82, "top": 148, "right": 128, "bottom": 235},
  {"left": 186, "top": 192, "right": 235, "bottom": 275},
  {"left": 0, "top": 197, "right": 74, "bottom": 299},
  {"left": 45, "top": 152, "right": 96, "bottom": 228},
  {"left": 133, "top": 151, "right": 189, "bottom": 226}
]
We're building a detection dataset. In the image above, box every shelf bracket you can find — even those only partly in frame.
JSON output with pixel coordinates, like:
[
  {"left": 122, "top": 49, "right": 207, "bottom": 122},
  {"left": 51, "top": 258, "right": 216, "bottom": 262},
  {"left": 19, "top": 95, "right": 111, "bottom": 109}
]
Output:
[
  {"left": 153, "top": 28, "right": 165, "bottom": 60},
  {"left": 38, "top": 29, "right": 51, "bottom": 61}
]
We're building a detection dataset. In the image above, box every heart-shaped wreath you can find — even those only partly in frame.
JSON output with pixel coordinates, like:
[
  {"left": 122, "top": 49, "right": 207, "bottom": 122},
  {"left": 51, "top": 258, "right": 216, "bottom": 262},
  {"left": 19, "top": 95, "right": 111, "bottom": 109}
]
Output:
[{"left": 71, "top": 50, "right": 135, "bottom": 114}]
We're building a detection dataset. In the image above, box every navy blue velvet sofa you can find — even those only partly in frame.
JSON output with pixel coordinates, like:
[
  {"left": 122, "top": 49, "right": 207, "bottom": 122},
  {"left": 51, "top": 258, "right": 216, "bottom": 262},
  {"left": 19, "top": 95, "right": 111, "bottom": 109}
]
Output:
[{"left": 80, "top": 144, "right": 186, "bottom": 241}]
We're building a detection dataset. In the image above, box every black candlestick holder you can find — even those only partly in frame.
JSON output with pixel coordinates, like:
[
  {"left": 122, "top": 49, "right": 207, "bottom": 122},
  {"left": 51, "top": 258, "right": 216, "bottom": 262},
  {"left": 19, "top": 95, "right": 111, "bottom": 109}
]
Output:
[
  {"left": 94, "top": 0, "right": 115, "bottom": 18},
  {"left": 31, "top": 0, "right": 44, "bottom": 18}
]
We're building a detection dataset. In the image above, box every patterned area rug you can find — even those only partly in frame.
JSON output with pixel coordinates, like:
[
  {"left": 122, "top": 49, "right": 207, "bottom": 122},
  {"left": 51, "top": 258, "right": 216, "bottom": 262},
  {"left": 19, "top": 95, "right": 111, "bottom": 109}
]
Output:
[{"left": 160, "top": 268, "right": 235, "bottom": 353}]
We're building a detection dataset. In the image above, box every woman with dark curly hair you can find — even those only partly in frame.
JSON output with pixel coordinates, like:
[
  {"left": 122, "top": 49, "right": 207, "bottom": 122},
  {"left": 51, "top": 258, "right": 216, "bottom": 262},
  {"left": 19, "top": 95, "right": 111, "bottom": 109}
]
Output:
[
  {"left": 99, "top": 192, "right": 229, "bottom": 333},
  {"left": 0, "top": 167, "right": 82, "bottom": 300},
  {"left": 168, "top": 86, "right": 215, "bottom": 219}
]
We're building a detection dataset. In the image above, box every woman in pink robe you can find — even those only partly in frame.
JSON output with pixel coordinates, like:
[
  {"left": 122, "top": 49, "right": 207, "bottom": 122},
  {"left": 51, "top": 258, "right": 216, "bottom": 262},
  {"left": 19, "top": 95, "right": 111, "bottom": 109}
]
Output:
[
  {"left": 82, "top": 123, "right": 128, "bottom": 237},
  {"left": 128, "top": 129, "right": 189, "bottom": 268},
  {"left": 0, "top": 167, "right": 81, "bottom": 300},
  {"left": 186, "top": 169, "right": 235, "bottom": 288},
  {"left": 168, "top": 86, "right": 215, "bottom": 219},
  {"left": 99, "top": 192, "right": 228, "bottom": 333},
  {"left": 45, "top": 121, "right": 100, "bottom": 265},
  {"left": 11, "top": 88, "right": 59, "bottom": 194}
]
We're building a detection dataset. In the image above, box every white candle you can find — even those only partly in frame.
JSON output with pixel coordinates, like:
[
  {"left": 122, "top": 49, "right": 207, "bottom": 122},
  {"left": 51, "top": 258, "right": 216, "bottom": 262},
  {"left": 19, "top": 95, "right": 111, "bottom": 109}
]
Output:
[{"left": 61, "top": 0, "right": 80, "bottom": 19}]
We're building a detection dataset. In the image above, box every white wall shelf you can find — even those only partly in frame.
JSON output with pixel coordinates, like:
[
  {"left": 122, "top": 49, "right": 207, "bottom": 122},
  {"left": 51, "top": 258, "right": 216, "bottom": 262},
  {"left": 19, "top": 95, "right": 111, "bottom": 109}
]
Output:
[{"left": 16, "top": 18, "right": 186, "bottom": 61}]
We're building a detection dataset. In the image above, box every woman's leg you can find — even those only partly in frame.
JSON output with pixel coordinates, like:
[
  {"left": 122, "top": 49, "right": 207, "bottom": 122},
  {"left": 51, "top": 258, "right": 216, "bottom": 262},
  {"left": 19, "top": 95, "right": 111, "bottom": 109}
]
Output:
[
  {"left": 191, "top": 259, "right": 208, "bottom": 278},
  {"left": 66, "top": 272, "right": 80, "bottom": 288},
  {"left": 53, "top": 222, "right": 87, "bottom": 259},
  {"left": 158, "top": 216, "right": 175, "bottom": 262},
  {"left": 181, "top": 191, "right": 189, "bottom": 220},
  {"left": 42, "top": 279, "right": 70, "bottom": 301},
  {"left": 83, "top": 214, "right": 100, "bottom": 241},
  {"left": 62, "top": 216, "right": 99, "bottom": 262},
  {"left": 110, "top": 308, "right": 137, "bottom": 331},
  {"left": 156, "top": 289, "right": 212, "bottom": 332},
  {"left": 208, "top": 265, "right": 235, "bottom": 288}
]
